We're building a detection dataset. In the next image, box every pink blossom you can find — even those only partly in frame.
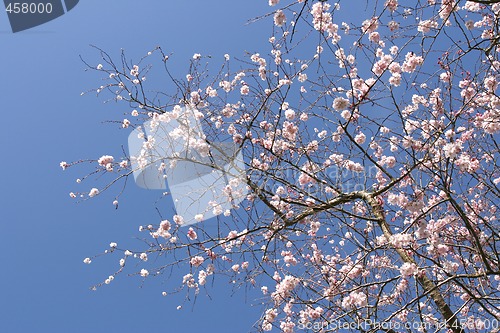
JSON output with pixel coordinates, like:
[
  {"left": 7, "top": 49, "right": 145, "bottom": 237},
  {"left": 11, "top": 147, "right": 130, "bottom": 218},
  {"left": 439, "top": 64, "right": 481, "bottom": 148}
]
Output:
[
  {"left": 389, "top": 73, "right": 401, "bottom": 86},
  {"left": 439, "top": 0, "right": 455, "bottom": 20},
  {"left": 443, "top": 141, "right": 463, "bottom": 158},
  {"left": 272, "top": 275, "right": 299, "bottom": 301},
  {"left": 333, "top": 97, "right": 349, "bottom": 110},
  {"left": 464, "top": 1, "right": 481, "bottom": 11},
  {"left": 455, "top": 154, "right": 480, "bottom": 173},
  {"left": 98, "top": 155, "right": 114, "bottom": 166},
  {"left": 206, "top": 86, "right": 217, "bottom": 97},
  {"left": 280, "top": 321, "right": 295, "bottom": 333},
  {"left": 283, "top": 121, "right": 298, "bottom": 141},
  {"left": 362, "top": 17, "right": 379, "bottom": 33},
  {"left": 440, "top": 72, "right": 451, "bottom": 82},
  {"left": 354, "top": 132, "right": 366, "bottom": 144},
  {"left": 187, "top": 227, "right": 198, "bottom": 240},
  {"left": 342, "top": 291, "right": 367, "bottom": 308},
  {"left": 88, "top": 188, "right": 99, "bottom": 197},
  {"left": 219, "top": 80, "right": 232, "bottom": 92},
  {"left": 400, "top": 262, "right": 418, "bottom": 277},
  {"left": 388, "top": 20, "right": 399, "bottom": 31},
  {"left": 274, "top": 10, "right": 286, "bottom": 27},
  {"left": 190, "top": 256, "right": 204, "bottom": 267},
  {"left": 197, "top": 270, "right": 207, "bottom": 286},
  {"left": 172, "top": 215, "right": 183, "bottom": 226},
  {"left": 390, "top": 233, "right": 413, "bottom": 248},
  {"left": 368, "top": 31, "right": 380, "bottom": 43},
  {"left": 130, "top": 65, "right": 139, "bottom": 77},
  {"left": 418, "top": 19, "right": 438, "bottom": 33},
  {"left": 281, "top": 251, "right": 298, "bottom": 266},
  {"left": 240, "top": 85, "right": 250, "bottom": 95},
  {"left": 385, "top": 0, "right": 398, "bottom": 12},
  {"left": 285, "top": 109, "right": 295, "bottom": 120},
  {"left": 311, "top": 2, "right": 337, "bottom": 36},
  {"left": 157, "top": 220, "right": 171, "bottom": 239},
  {"left": 402, "top": 52, "right": 424, "bottom": 73}
]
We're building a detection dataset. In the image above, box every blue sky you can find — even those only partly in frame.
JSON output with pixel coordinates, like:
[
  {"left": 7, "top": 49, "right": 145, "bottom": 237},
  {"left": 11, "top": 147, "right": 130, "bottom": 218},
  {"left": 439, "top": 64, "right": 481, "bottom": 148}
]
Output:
[
  {"left": 0, "top": 1, "right": 274, "bottom": 332},
  {"left": 3, "top": 2, "right": 488, "bottom": 333}
]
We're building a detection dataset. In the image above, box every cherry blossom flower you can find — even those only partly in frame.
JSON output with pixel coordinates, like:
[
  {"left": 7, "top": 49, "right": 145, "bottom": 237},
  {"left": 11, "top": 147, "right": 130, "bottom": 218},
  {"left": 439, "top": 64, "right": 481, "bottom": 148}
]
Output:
[
  {"left": 285, "top": 109, "right": 295, "bottom": 120},
  {"left": 274, "top": 10, "right": 286, "bottom": 27},
  {"left": 418, "top": 19, "right": 438, "bottom": 33},
  {"left": 385, "top": 0, "right": 398, "bottom": 12},
  {"left": 400, "top": 262, "right": 418, "bottom": 277},
  {"left": 190, "top": 256, "right": 204, "bottom": 267},
  {"left": 354, "top": 132, "right": 366, "bottom": 144},
  {"left": 332, "top": 97, "right": 349, "bottom": 111},
  {"left": 130, "top": 65, "right": 139, "bottom": 77},
  {"left": 342, "top": 291, "right": 367, "bottom": 309},
  {"left": 240, "top": 85, "right": 250, "bottom": 95},
  {"left": 88, "top": 188, "right": 99, "bottom": 197},
  {"left": 97, "top": 155, "right": 114, "bottom": 166},
  {"left": 187, "top": 227, "right": 198, "bottom": 240}
]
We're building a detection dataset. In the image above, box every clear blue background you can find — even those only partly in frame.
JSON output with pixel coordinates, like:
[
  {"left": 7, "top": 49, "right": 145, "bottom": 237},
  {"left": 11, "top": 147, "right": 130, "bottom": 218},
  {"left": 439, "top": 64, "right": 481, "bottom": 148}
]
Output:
[{"left": 0, "top": 1, "right": 273, "bottom": 332}]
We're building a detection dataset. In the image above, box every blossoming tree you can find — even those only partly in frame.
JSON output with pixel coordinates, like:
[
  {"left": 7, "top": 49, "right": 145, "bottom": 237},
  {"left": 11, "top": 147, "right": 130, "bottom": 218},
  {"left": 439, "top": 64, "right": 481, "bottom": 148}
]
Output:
[{"left": 62, "top": 0, "right": 500, "bottom": 332}]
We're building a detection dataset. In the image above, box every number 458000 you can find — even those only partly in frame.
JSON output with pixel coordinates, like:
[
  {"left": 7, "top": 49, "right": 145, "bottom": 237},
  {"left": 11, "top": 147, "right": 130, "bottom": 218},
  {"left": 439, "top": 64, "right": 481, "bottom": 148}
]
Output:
[{"left": 5, "top": 2, "right": 53, "bottom": 14}]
